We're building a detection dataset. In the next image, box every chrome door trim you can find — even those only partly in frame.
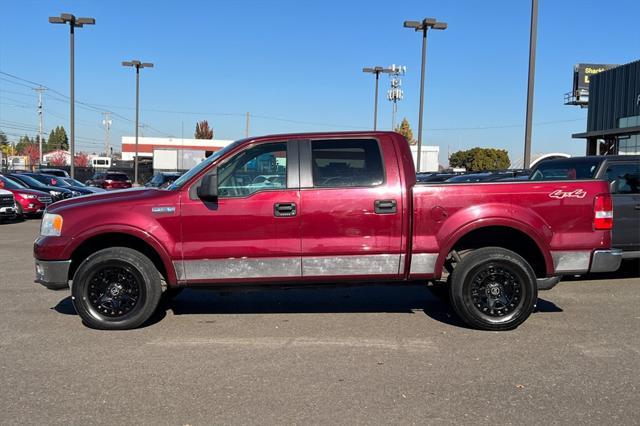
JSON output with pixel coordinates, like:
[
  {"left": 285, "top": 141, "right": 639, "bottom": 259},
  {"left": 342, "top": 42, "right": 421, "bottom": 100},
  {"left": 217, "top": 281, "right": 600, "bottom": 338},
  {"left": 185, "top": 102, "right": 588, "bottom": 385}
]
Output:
[
  {"left": 176, "top": 254, "right": 405, "bottom": 281},
  {"left": 302, "top": 254, "right": 401, "bottom": 276}
]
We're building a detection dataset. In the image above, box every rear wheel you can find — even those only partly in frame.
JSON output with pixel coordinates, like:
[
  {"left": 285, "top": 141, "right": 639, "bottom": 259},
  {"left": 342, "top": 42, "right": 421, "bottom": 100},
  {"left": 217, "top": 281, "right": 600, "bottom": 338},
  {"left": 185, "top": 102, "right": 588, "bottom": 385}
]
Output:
[
  {"left": 71, "top": 247, "right": 162, "bottom": 330},
  {"left": 449, "top": 247, "right": 537, "bottom": 331}
]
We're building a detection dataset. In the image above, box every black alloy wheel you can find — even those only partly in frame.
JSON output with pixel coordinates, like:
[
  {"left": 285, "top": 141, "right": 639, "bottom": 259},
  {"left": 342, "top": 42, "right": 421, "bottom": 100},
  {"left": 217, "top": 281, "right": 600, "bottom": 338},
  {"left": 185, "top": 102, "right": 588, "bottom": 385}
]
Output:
[{"left": 72, "top": 247, "right": 162, "bottom": 330}]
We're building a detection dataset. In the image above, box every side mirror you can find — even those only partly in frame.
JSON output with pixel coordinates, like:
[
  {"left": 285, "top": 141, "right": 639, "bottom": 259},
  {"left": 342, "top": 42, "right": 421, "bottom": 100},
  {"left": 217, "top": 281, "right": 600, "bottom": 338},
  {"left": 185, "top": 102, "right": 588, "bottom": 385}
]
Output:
[{"left": 197, "top": 171, "right": 218, "bottom": 201}]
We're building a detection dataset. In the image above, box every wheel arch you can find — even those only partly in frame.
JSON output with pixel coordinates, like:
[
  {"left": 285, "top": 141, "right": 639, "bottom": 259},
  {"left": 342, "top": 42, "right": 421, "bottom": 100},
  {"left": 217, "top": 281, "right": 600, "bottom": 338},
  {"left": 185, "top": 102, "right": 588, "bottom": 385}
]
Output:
[
  {"left": 68, "top": 230, "right": 177, "bottom": 285},
  {"left": 438, "top": 222, "right": 553, "bottom": 278}
]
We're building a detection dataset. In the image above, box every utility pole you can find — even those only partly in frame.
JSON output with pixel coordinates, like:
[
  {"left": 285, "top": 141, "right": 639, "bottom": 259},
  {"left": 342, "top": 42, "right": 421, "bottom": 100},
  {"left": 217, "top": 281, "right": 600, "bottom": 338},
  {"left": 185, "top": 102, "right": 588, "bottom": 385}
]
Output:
[
  {"left": 363, "top": 66, "right": 394, "bottom": 131},
  {"left": 403, "top": 18, "right": 447, "bottom": 172},
  {"left": 523, "top": 0, "right": 538, "bottom": 169},
  {"left": 49, "top": 13, "right": 95, "bottom": 178},
  {"left": 245, "top": 112, "right": 250, "bottom": 138},
  {"left": 101, "top": 112, "right": 112, "bottom": 157},
  {"left": 34, "top": 87, "right": 46, "bottom": 165},
  {"left": 122, "top": 60, "right": 154, "bottom": 186},
  {"left": 386, "top": 65, "right": 406, "bottom": 130}
]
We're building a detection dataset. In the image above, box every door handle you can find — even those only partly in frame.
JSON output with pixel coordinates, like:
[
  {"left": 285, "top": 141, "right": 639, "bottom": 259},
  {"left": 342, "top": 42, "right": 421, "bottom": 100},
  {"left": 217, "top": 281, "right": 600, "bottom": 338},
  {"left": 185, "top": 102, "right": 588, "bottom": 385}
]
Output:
[
  {"left": 374, "top": 199, "right": 397, "bottom": 214},
  {"left": 274, "top": 202, "right": 296, "bottom": 217}
]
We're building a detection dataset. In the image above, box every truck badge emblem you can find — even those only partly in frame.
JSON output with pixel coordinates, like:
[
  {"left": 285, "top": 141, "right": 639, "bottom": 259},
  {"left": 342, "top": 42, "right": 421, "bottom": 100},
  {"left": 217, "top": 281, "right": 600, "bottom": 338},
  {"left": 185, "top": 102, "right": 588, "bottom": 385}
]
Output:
[
  {"left": 548, "top": 189, "right": 586, "bottom": 199},
  {"left": 151, "top": 206, "right": 176, "bottom": 214}
]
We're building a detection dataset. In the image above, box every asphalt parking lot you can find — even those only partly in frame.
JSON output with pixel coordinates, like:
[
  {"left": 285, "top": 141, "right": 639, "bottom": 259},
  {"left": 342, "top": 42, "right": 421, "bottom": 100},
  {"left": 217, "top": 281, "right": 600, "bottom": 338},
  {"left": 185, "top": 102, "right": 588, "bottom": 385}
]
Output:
[{"left": 1, "top": 219, "right": 639, "bottom": 425}]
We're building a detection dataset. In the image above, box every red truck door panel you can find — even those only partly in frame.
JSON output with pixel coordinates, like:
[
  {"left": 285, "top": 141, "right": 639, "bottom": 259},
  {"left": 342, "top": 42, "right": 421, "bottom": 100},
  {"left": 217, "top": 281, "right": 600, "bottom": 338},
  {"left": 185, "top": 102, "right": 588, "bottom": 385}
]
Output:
[
  {"left": 298, "top": 137, "right": 404, "bottom": 278},
  {"left": 179, "top": 141, "right": 301, "bottom": 282}
]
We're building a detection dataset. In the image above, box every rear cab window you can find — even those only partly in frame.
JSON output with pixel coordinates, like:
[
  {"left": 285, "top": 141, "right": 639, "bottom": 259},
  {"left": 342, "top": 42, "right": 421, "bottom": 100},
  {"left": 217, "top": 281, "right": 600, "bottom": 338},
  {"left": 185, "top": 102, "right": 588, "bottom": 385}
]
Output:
[
  {"left": 529, "top": 158, "right": 601, "bottom": 181},
  {"left": 311, "top": 139, "right": 384, "bottom": 188}
]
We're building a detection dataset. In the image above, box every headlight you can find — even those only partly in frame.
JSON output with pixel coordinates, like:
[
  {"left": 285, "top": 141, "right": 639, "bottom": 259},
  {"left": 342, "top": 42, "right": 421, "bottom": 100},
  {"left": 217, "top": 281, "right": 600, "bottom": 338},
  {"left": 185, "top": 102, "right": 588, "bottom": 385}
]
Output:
[
  {"left": 50, "top": 190, "right": 61, "bottom": 197},
  {"left": 18, "top": 193, "right": 37, "bottom": 199},
  {"left": 41, "top": 213, "right": 63, "bottom": 237}
]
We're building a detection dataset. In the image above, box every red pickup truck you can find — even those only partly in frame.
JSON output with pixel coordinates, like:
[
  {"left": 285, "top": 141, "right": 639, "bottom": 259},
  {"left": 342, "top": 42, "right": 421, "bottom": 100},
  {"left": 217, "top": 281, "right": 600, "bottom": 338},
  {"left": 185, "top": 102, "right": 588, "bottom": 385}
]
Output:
[{"left": 34, "top": 131, "right": 621, "bottom": 331}]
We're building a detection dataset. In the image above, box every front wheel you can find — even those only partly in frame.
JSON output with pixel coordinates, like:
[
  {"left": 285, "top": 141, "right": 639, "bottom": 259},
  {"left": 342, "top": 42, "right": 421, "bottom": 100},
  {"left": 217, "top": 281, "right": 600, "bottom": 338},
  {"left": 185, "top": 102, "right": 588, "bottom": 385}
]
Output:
[
  {"left": 449, "top": 247, "right": 537, "bottom": 331},
  {"left": 71, "top": 247, "right": 162, "bottom": 330}
]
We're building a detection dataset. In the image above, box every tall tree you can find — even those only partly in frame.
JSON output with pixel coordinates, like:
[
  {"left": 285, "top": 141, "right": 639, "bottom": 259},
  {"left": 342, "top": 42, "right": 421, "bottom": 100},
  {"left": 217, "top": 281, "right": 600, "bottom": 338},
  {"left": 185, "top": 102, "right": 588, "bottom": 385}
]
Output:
[
  {"left": 0, "top": 130, "right": 7, "bottom": 147},
  {"left": 15, "top": 135, "right": 33, "bottom": 154},
  {"left": 449, "top": 147, "right": 511, "bottom": 171},
  {"left": 194, "top": 120, "right": 214, "bottom": 139},
  {"left": 46, "top": 126, "right": 69, "bottom": 152},
  {"left": 394, "top": 118, "right": 416, "bottom": 145}
]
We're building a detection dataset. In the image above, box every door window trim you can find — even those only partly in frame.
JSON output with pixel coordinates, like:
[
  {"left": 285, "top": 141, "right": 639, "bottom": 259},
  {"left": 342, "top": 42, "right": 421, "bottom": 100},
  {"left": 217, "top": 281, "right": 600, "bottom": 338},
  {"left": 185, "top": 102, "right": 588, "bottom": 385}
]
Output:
[
  {"left": 298, "top": 137, "right": 387, "bottom": 190},
  {"left": 188, "top": 139, "right": 300, "bottom": 200}
]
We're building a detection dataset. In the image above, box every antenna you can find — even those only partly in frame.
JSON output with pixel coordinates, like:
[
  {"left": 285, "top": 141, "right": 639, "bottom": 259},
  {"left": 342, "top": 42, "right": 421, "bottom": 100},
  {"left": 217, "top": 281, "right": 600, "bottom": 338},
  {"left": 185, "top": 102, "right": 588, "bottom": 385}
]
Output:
[
  {"left": 101, "top": 112, "right": 112, "bottom": 156},
  {"left": 386, "top": 65, "right": 406, "bottom": 130}
]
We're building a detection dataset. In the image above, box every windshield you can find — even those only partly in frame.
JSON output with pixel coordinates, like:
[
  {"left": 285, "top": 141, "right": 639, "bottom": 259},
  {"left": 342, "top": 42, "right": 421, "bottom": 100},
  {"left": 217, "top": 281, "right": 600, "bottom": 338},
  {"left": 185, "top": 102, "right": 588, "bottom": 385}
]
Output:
[
  {"left": 31, "top": 174, "right": 69, "bottom": 188},
  {"left": 64, "top": 178, "right": 86, "bottom": 187},
  {"left": 0, "top": 175, "right": 27, "bottom": 190},
  {"left": 11, "top": 174, "right": 48, "bottom": 189},
  {"left": 168, "top": 139, "right": 245, "bottom": 190}
]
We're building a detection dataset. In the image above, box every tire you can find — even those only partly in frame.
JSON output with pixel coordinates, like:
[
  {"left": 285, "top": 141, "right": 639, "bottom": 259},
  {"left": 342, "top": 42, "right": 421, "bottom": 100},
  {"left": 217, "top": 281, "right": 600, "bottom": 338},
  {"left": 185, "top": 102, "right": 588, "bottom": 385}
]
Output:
[
  {"left": 71, "top": 247, "right": 162, "bottom": 330},
  {"left": 449, "top": 247, "right": 537, "bottom": 331}
]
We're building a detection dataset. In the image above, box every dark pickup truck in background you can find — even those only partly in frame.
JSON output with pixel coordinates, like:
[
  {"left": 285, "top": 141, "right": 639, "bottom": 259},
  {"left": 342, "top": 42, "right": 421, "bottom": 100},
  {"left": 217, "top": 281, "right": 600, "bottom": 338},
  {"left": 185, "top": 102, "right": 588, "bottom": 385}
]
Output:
[
  {"left": 530, "top": 155, "right": 640, "bottom": 260},
  {"left": 34, "top": 132, "right": 622, "bottom": 331}
]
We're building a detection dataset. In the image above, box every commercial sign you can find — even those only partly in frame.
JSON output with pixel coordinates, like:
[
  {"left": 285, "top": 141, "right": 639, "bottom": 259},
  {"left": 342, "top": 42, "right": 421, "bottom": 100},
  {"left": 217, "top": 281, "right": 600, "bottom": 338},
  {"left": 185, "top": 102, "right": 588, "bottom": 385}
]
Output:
[{"left": 574, "top": 63, "right": 617, "bottom": 90}]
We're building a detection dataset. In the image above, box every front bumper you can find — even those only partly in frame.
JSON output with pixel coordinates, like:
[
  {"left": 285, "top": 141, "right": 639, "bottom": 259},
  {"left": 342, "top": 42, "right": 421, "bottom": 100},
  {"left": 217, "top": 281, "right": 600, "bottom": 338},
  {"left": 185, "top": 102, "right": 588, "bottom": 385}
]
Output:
[
  {"left": 34, "top": 259, "right": 71, "bottom": 290},
  {"left": 0, "top": 206, "right": 16, "bottom": 218},
  {"left": 590, "top": 249, "right": 623, "bottom": 273}
]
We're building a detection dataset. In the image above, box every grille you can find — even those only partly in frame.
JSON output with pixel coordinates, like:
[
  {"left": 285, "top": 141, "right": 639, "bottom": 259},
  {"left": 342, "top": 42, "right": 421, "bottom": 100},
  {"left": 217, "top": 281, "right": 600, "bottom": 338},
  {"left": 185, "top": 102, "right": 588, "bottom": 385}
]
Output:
[
  {"left": 38, "top": 196, "right": 53, "bottom": 204},
  {"left": 0, "top": 195, "right": 14, "bottom": 207}
]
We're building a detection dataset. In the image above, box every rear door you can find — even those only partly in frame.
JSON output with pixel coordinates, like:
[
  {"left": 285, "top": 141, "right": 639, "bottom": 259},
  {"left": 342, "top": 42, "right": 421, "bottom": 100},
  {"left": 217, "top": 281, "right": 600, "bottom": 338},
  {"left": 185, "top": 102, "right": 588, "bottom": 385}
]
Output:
[
  {"left": 298, "top": 136, "right": 404, "bottom": 279},
  {"left": 603, "top": 161, "right": 640, "bottom": 251}
]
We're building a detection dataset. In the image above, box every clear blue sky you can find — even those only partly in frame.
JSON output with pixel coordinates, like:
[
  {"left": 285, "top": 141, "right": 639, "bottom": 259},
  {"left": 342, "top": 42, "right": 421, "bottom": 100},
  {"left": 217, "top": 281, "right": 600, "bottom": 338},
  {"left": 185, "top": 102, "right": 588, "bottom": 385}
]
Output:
[{"left": 1, "top": 0, "right": 638, "bottom": 165}]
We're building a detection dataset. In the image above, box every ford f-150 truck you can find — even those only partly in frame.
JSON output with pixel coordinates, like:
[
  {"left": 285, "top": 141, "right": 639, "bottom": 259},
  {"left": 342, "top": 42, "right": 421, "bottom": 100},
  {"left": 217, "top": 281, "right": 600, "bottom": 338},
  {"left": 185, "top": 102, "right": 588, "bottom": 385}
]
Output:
[{"left": 33, "top": 132, "right": 622, "bottom": 331}]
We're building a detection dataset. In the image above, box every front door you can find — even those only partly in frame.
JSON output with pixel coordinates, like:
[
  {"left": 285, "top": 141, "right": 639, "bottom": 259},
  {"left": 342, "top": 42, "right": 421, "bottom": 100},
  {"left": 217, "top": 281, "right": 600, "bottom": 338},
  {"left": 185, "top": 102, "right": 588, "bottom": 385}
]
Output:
[
  {"left": 179, "top": 140, "right": 301, "bottom": 283},
  {"left": 604, "top": 161, "right": 640, "bottom": 251},
  {"left": 298, "top": 137, "right": 404, "bottom": 279}
]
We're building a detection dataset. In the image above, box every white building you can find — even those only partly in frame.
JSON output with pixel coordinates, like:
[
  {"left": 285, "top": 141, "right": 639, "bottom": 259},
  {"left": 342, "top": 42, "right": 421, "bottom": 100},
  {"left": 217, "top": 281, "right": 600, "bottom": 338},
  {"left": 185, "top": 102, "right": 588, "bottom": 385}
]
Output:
[
  {"left": 121, "top": 136, "right": 234, "bottom": 161},
  {"left": 409, "top": 145, "right": 440, "bottom": 172},
  {"left": 42, "top": 150, "right": 72, "bottom": 166}
]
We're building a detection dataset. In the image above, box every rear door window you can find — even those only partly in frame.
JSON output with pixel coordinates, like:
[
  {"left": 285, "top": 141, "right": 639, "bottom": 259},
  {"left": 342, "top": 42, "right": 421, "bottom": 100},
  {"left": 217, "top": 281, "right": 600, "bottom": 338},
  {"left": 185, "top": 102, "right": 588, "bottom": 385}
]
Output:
[{"left": 311, "top": 139, "right": 384, "bottom": 188}]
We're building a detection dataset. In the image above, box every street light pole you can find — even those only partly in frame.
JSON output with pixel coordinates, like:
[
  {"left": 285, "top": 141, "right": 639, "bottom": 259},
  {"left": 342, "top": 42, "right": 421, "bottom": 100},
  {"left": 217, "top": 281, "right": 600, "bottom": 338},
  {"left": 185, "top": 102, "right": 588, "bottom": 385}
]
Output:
[
  {"left": 403, "top": 18, "right": 447, "bottom": 172},
  {"left": 49, "top": 13, "right": 95, "bottom": 178},
  {"left": 363, "top": 66, "right": 394, "bottom": 131},
  {"left": 122, "top": 60, "right": 154, "bottom": 186},
  {"left": 523, "top": 0, "right": 538, "bottom": 169}
]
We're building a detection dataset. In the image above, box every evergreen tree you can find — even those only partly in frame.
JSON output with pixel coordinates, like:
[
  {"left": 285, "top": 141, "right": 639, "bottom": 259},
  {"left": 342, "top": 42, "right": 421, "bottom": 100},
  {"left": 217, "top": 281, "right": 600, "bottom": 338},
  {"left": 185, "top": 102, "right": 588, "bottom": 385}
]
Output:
[
  {"left": 394, "top": 118, "right": 416, "bottom": 145},
  {"left": 46, "top": 126, "right": 69, "bottom": 152}
]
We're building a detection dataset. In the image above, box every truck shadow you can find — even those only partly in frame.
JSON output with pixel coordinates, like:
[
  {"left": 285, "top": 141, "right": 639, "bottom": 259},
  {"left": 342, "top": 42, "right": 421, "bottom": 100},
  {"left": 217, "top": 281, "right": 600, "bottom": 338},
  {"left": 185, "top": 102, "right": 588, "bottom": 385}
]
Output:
[{"left": 53, "top": 285, "right": 563, "bottom": 330}]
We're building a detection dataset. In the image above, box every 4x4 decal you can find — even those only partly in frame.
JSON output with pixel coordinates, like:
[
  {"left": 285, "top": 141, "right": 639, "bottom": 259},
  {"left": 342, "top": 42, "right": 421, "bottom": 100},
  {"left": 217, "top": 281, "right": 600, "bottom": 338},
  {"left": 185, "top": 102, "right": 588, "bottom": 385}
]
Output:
[{"left": 549, "top": 189, "right": 587, "bottom": 199}]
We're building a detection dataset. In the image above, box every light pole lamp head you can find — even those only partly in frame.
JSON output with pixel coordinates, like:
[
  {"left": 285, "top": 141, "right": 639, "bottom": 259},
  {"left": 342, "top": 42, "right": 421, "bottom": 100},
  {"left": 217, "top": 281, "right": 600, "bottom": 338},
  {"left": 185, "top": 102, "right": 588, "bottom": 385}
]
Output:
[
  {"left": 76, "top": 17, "right": 95, "bottom": 26},
  {"left": 432, "top": 22, "right": 447, "bottom": 30},
  {"left": 48, "top": 16, "right": 65, "bottom": 24},
  {"left": 403, "top": 20, "right": 420, "bottom": 29}
]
